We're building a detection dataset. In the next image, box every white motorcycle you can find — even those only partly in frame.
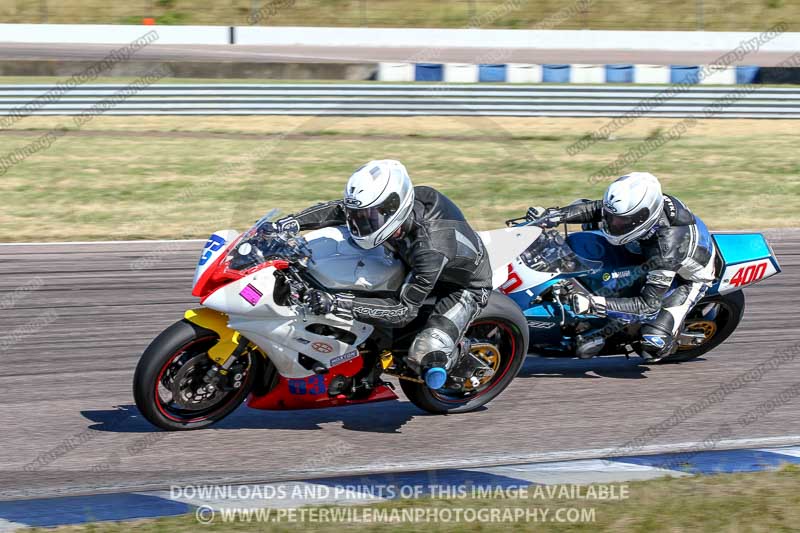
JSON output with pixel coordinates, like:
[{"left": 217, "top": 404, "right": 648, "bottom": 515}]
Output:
[{"left": 133, "top": 214, "right": 540, "bottom": 430}]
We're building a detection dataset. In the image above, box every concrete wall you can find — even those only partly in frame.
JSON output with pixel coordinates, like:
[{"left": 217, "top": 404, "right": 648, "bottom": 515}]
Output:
[
  {"left": 0, "top": 23, "right": 797, "bottom": 53},
  {"left": 236, "top": 26, "right": 798, "bottom": 52}
]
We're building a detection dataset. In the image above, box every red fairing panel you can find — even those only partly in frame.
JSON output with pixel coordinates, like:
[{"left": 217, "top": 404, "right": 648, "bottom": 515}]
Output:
[{"left": 247, "top": 354, "right": 398, "bottom": 410}]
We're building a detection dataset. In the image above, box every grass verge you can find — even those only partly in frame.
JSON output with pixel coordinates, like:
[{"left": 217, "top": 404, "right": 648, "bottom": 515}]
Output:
[
  {"left": 26, "top": 467, "right": 800, "bottom": 532},
  {"left": 0, "top": 115, "right": 797, "bottom": 242},
  {"left": 0, "top": 0, "right": 795, "bottom": 31}
]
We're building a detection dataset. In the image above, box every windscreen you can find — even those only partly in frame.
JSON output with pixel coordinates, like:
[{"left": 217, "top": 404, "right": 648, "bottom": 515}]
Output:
[
  {"left": 222, "top": 211, "right": 307, "bottom": 273},
  {"left": 520, "top": 230, "right": 602, "bottom": 274}
]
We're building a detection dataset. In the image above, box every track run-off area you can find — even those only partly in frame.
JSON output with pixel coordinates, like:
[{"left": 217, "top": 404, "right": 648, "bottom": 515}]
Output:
[{"left": 0, "top": 229, "right": 798, "bottom": 500}]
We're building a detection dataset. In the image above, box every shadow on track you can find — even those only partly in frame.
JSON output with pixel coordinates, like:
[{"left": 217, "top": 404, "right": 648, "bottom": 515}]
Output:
[
  {"left": 518, "top": 355, "right": 655, "bottom": 380},
  {"left": 82, "top": 399, "right": 432, "bottom": 434}
]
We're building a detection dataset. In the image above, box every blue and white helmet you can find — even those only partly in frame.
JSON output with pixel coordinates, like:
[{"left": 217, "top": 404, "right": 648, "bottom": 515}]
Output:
[
  {"left": 343, "top": 160, "right": 415, "bottom": 249},
  {"left": 601, "top": 172, "right": 664, "bottom": 246}
]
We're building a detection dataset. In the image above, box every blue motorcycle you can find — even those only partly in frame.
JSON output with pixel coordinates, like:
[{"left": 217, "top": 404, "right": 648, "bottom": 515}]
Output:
[{"left": 500, "top": 211, "right": 781, "bottom": 363}]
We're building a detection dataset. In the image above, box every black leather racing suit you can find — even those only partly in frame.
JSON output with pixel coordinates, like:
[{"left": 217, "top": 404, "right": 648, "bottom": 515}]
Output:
[
  {"left": 293, "top": 185, "right": 492, "bottom": 372},
  {"left": 556, "top": 195, "right": 716, "bottom": 357}
]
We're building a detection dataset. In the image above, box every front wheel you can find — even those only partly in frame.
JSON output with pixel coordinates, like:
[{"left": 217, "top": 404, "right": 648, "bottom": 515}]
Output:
[
  {"left": 133, "top": 319, "right": 259, "bottom": 430},
  {"left": 400, "top": 292, "right": 528, "bottom": 414},
  {"left": 656, "top": 290, "right": 746, "bottom": 364}
]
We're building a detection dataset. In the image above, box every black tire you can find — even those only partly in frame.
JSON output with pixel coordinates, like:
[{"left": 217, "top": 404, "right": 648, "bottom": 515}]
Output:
[
  {"left": 133, "top": 319, "right": 259, "bottom": 431},
  {"left": 656, "top": 290, "right": 746, "bottom": 364},
  {"left": 400, "top": 291, "right": 529, "bottom": 414}
]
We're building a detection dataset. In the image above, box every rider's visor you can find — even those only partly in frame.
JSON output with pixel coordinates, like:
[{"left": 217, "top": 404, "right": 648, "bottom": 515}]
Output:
[
  {"left": 345, "top": 192, "right": 400, "bottom": 237},
  {"left": 602, "top": 206, "right": 651, "bottom": 236}
]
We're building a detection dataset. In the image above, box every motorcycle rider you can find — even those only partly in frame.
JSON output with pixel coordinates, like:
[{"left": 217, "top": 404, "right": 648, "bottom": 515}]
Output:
[
  {"left": 268, "top": 160, "right": 492, "bottom": 388},
  {"left": 526, "top": 172, "right": 716, "bottom": 362}
]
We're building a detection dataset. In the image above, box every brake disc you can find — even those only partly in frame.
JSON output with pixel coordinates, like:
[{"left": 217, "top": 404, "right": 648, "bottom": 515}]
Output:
[{"left": 170, "top": 354, "right": 223, "bottom": 410}]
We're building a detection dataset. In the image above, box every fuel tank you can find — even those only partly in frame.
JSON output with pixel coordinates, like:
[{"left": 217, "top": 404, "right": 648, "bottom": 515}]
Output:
[{"left": 304, "top": 226, "right": 405, "bottom": 292}]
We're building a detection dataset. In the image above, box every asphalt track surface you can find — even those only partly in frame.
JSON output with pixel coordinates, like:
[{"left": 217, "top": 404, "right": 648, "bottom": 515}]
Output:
[
  {"left": 0, "top": 229, "right": 798, "bottom": 501},
  {"left": 0, "top": 43, "right": 795, "bottom": 66}
]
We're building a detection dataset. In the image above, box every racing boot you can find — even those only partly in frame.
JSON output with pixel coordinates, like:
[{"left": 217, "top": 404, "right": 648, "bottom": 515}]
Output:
[{"left": 419, "top": 339, "right": 471, "bottom": 389}]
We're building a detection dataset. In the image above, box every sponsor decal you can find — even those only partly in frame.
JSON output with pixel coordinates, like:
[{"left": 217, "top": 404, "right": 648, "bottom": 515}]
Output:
[
  {"left": 239, "top": 284, "right": 263, "bottom": 306},
  {"left": 287, "top": 374, "right": 327, "bottom": 396},
  {"left": 612, "top": 270, "right": 631, "bottom": 279},
  {"left": 352, "top": 305, "right": 407, "bottom": 319},
  {"left": 664, "top": 196, "right": 677, "bottom": 218},
  {"left": 602, "top": 272, "right": 611, "bottom": 282},
  {"left": 329, "top": 350, "right": 359, "bottom": 367},
  {"left": 311, "top": 341, "right": 334, "bottom": 354},
  {"left": 344, "top": 196, "right": 362, "bottom": 207}
]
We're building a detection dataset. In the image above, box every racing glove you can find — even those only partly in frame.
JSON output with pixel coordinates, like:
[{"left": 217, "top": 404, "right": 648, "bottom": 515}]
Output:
[
  {"left": 571, "top": 293, "right": 607, "bottom": 317},
  {"left": 260, "top": 216, "right": 300, "bottom": 236},
  {"left": 305, "top": 289, "right": 354, "bottom": 319},
  {"left": 526, "top": 207, "right": 564, "bottom": 228}
]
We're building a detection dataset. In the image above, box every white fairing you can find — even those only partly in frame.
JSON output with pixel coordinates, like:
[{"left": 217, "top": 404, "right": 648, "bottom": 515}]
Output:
[
  {"left": 202, "top": 262, "right": 375, "bottom": 378},
  {"left": 198, "top": 225, "right": 541, "bottom": 379},
  {"left": 717, "top": 258, "right": 778, "bottom": 295},
  {"left": 478, "top": 226, "right": 543, "bottom": 289}
]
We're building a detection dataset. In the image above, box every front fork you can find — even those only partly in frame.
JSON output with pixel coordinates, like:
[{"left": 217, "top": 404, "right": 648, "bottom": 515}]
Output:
[{"left": 184, "top": 308, "right": 254, "bottom": 392}]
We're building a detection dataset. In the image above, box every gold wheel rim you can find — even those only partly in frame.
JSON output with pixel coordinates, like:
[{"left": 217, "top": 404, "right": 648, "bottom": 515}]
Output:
[
  {"left": 464, "top": 343, "right": 501, "bottom": 390},
  {"left": 678, "top": 320, "right": 717, "bottom": 351}
]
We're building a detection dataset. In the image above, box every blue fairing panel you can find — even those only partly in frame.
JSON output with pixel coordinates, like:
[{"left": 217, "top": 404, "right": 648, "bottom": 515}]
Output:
[{"left": 712, "top": 233, "right": 772, "bottom": 265}]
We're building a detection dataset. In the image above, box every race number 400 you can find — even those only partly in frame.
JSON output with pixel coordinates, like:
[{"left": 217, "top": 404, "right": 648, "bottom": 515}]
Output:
[
  {"left": 728, "top": 262, "right": 767, "bottom": 287},
  {"left": 720, "top": 259, "right": 776, "bottom": 293}
]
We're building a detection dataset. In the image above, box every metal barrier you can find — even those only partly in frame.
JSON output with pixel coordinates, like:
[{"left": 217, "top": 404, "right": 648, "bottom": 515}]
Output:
[{"left": 1, "top": 84, "right": 799, "bottom": 117}]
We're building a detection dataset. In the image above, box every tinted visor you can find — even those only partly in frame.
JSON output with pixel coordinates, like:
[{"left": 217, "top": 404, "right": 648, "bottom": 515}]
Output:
[
  {"left": 345, "top": 192, "right": 401, "bottom": 237},
  {"left": 603, "top": 206, "right": 651, "bottom": 236}
]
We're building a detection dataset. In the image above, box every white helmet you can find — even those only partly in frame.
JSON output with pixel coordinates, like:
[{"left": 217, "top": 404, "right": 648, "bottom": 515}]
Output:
[
  {"left": 343, "top": 160, "right": 415, "bottom": 249},
  {"left": 601, "top": 172, "right": 664, "bottom": 246}
]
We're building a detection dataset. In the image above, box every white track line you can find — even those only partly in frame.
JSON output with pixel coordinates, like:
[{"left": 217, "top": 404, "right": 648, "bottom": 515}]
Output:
[
  {"left": 293, "top": 435, "right": 800, "bottom": 481},
  {"left": 10, "top": 435, "right": 800, "bottom": 501}
]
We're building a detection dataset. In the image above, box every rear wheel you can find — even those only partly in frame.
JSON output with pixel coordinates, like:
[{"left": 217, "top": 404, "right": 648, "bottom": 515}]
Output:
[
  {"left": 400, "top": 293, "right": 528, "bottom": 414},
  {"left": 656, "top": 290, "right": 745, "bottom": 364},
  {"left": 133, "top": 319, "right": 259, "bottom": 430}
]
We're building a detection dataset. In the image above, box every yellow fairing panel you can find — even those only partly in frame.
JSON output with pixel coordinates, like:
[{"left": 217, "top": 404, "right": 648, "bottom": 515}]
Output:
[{"left": 183, "top": 308, "right": 239, "bottom": 367}]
